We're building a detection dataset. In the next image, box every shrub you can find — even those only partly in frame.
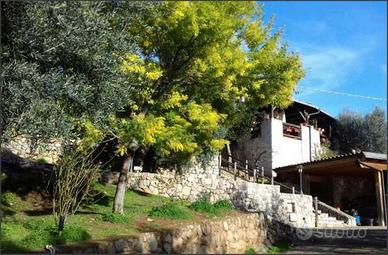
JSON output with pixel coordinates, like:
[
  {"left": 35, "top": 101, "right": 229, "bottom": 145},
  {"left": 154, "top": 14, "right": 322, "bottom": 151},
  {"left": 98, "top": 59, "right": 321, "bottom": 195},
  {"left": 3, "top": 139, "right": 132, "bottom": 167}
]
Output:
[
  {"left": 101, "top": 212, "right": 131, "bottom": 223},
  {"left": 21, "top": 219, "right": 90, "bottom": 248},
  {"left": 189, "top": 198, "right": 234, "bottom": 215},
  {"left": 1, "top": 192, "right": 17, "bottom": 207},
  {"left": 245, "top": 247, "right": 257, "bottom": 254},
  {"left": 267, "top": 242, "right": 291, "bottom": 254},
  {"left": 149, "top": 203, "right": 192, "bottom": 220},
  {"left": 188, "top": 197, "right": 217, "bottom": 215},
  {"left": 54, "top": 225, "right": 91, "bottom": 244},
  {"left": 36, "top": 158, "right": 48, "bottom": 164},
  {"left": 213, "top": 199, "right": 234, "bottom": 210}
]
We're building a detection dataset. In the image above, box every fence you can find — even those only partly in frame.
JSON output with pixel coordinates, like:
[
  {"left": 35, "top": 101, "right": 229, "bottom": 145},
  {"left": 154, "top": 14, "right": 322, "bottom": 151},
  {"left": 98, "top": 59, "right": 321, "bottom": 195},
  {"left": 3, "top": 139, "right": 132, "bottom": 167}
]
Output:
[
  {"left": 313, "top": 197, "right": 355, "bottom": 226},
  {"left": 219, "top": 154, "right": 302, "bottom": 194}
]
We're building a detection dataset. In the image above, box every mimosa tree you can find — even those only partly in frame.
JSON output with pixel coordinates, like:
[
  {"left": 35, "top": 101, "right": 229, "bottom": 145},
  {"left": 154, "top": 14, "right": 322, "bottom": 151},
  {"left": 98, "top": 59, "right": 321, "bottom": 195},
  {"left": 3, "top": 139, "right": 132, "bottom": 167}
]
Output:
[{"left": 109, "top": 2, "right": 304, "bottom": 213}]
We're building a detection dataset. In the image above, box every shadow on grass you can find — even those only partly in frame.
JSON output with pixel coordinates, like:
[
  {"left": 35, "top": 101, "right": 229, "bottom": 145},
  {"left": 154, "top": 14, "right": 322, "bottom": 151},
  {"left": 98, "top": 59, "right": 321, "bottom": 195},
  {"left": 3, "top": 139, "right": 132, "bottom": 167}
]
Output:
[
  {"left": 74, "top": 210, "right": 104, "bottom": 216},
  {"left": 1, "top": 239, "right": 35, "bottom": 254},
  {"left": 131, "top": 190, "right": 154, "bottom": 197},
  {"left": 83, "top": 190, "right": 113, "bottom": 207},
  {"left": 2, "top": 206, "right": 16, "bottom": 217},
  {"left": 1, "top": 150, "right": 53, "bottom": 198},
  {"left": 23, "top": 208, "right": 52, "bottom": 216}
]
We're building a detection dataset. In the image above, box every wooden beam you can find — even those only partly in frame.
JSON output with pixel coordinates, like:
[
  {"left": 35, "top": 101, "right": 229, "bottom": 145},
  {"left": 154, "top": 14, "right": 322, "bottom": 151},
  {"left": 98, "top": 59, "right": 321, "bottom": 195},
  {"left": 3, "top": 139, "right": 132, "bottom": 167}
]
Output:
[
  {"left": 360, "top": 161, "right": 387, "bottom": 171},
  {"left": 303, "top": 173, "right": 311, "bottom": 194},
  {"left": 375, "top": 171, "right": 386, "bottom": 226}
]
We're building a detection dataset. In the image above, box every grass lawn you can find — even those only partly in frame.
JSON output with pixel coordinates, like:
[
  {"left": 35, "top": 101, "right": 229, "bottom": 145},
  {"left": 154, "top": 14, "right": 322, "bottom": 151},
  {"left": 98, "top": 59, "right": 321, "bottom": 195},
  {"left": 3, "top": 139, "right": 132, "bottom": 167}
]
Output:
[{"left": 1, "top": 182, "right": 235, "bottom": 253}]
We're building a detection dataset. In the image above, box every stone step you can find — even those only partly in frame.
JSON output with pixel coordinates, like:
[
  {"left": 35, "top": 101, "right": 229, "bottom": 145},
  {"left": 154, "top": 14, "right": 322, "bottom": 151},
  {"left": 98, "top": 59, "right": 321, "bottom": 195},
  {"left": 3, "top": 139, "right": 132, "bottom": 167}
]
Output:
[{"left": 318, "top": 212, "right": 329, "bottom": 217}]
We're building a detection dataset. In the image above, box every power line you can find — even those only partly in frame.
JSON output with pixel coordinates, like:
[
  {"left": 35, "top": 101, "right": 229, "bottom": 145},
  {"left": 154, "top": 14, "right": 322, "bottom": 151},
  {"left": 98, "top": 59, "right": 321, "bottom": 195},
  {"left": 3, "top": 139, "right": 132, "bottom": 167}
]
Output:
[{"left": 298, "top": 86, "right": 387, "bottom": 102}]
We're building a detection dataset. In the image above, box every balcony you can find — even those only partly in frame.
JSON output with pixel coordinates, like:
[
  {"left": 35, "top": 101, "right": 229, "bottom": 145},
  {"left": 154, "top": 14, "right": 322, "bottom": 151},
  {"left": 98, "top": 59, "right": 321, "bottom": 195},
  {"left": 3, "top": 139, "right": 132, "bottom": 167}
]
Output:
[{"left": 283, "top": 123, "right": 302, "bottom": 140}]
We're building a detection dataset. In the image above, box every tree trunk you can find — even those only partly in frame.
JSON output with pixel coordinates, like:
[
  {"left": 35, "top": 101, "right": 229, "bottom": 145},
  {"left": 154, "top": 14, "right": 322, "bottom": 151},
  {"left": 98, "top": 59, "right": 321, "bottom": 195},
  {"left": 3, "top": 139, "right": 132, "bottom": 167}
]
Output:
[
  {"left": 58, "top": 215, "right": 66, "bottom": 231},
  {"left": 113, "top": 152, "right": 133, "bottom": 214}
]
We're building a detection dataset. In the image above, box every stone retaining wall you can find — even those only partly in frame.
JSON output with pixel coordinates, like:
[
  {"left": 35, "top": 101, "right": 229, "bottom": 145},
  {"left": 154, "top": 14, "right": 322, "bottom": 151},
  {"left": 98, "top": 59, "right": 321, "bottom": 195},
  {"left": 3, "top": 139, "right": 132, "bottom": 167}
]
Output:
[
  {"left": 3, "top": 136, "right": 62, "bottom": 164},
  {"left": 127, "top": 156, "right": 315, "bottom": 228},
  {"left": 59, "top": 213, "right": 270, "bottom": 254}
]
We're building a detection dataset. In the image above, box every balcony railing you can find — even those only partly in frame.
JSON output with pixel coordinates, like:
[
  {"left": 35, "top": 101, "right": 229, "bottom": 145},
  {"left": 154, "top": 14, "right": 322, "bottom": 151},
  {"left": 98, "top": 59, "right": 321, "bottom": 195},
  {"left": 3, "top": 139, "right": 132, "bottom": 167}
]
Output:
[{"left": 283, "top": 123, "right": 301, "bottom": 139}]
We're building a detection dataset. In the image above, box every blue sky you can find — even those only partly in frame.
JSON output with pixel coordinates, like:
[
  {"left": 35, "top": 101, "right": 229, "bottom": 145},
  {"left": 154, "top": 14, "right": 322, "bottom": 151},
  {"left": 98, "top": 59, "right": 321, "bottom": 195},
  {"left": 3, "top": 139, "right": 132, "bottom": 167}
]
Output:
[{"left": 261, "top": 1, "right": 387, "bottom": 117}]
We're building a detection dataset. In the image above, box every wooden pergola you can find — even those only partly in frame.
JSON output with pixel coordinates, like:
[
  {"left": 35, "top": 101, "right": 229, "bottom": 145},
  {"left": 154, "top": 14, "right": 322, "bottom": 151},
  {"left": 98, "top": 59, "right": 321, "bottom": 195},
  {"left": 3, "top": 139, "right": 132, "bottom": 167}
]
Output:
[{"left": 275, "top": 151, "right": 387, "bottom": 226}]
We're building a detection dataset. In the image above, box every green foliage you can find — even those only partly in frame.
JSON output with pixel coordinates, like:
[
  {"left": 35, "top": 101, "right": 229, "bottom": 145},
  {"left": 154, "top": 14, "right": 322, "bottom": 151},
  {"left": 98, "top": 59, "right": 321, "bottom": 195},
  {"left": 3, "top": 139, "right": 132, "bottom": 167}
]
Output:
[
  {"left": 36, "top": 158, "right": 49, "bottom": 164},
  {"left": 267, "top": 242, "right": 291, "bottom": 254},
  {"left": 101, "top": 212, "right": 131, "bottom": 224},
  {"left": 109, "top": 1, "right": 303, "bottom": 167},
  {"left": 53, "top": 148, "right": 101, "bottom": 230},
  {"left": 1, "top": 223, "right": 30, "bottom": 252},
  {"left": 1, "top": 1, "right": 150, "bottom": 141},
  {"left": 56, "top": 225, "right": 91, "bottom": 244},
  {"left": 4, "top": 185, "right": 241, "bottom": 253},
  {"left": 149, "top": 202, "right": 193, "bottom": 220},
  {"left": 11, "top": 219, "right": 91, "bottom": 248},
  {"left": 334, "top": 107, "right": 387, "bottom": 153},
  {"left": 245, "top": 247, "right": 257, "bottom": 254},
  {"left": 188, "top": 197, "right": 217, "bottom": 215},
  {"left": 1, "top": 192, "right": 17, "bottom": 207},
  {"left": 213, "top": 200, "right": 234, "bottom": 210},
  {"left": 315, "top": 140, "right": 338, "bottom": 160},
  {"left": 3, "top": 1, "right": 304, "bottom": 216},
  {"left": 188, "top": 197, "right": 234, "bottom": 216}
]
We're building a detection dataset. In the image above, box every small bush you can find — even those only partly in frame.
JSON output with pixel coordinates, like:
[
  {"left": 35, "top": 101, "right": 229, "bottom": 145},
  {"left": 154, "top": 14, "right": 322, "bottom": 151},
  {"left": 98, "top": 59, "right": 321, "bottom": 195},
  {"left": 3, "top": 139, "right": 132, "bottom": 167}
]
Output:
[
  {"left": 189, "top": 198, "right": 234, "bottom": 215},
  {"left": 1, "top": 192, "right": 17, "bottom": 207},
  {"left": 36, "top": 158, "right": 48, "bottom": 164},
  {"left": 21, "top": 219, "right": 90, "bottom": 248},
  {"left": 149, "top": 203, "right": 192, "bottom": 220},
  {"left": 245, "top": 247, "right": 257, "bottom": 254},
  {"left": 188, "top": 197, "right": 217, "bottom": 215},
  {"left": 54, "top": 225, "right": 91, "bottom": 244},
  {"left": 267, "top": 242, "right": 291, "bottom": 254},
  {"left": 213, "top": 199, "right": 234, "bottom": 210},
  {"left": 101, "top": 212, "right": 131, "bottom": 223}
]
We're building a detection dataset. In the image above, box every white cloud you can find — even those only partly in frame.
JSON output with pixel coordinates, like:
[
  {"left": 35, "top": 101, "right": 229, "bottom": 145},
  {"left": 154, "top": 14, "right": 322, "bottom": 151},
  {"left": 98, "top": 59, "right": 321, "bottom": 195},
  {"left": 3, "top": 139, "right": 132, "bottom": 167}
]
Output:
[
  {"left": 301, "top": 46, "right": 358, "bottom": 89},
  {"left": 288, "top": 33, "right": 378, "bottom": 92}
]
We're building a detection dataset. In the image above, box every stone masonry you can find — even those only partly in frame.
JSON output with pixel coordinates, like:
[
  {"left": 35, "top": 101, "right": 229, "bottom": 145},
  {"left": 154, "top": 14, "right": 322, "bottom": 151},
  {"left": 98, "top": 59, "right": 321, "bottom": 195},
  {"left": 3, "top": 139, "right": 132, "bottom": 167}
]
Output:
[
  {"left": 127, "top": 156, "right": 315, "bottom": 228},
  {"left": 3, "top": 136, "right": 62, "bottom": 164},
  {"left": 58, "top": 213, "right": 271, "bottom": 254}
]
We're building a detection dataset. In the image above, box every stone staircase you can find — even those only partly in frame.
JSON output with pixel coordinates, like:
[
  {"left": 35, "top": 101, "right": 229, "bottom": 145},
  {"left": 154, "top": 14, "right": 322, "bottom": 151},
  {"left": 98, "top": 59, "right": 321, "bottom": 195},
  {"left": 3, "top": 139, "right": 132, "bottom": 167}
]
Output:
[
  {"left": 315, "top": 211, "right": 348, "bottom": 227},
  {"left": 314, "top": 199, "right": 356, "bottom": 227},
  {"left": 220, "top": 156, "right": 356, "bottom": 228}
]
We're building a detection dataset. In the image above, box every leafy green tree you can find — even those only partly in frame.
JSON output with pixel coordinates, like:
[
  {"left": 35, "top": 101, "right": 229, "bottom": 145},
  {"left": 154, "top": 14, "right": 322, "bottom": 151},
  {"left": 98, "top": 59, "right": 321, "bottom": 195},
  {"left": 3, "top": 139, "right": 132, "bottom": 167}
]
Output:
[
  {"left": 334, "top": 107, "right": 387, "bottom": 153},
  {"left": 1, "top": 0, "right": 152, "bottom": 217},
  {"left": 2, "top": 2, "right": 304, "bottom": 215},
  {"left": 108, "top": 2, "right": 304, "bottom": 213},
  {"left": 1, "top": 1, "right": 148, "bottom": 142}
]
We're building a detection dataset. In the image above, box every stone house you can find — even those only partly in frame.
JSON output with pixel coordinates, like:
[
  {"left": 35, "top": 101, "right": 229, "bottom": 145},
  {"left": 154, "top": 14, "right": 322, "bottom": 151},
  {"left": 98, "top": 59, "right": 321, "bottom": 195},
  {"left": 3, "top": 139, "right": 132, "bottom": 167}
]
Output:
[{"left": 229, "top": 100, "right": 335, "bottom": 177}]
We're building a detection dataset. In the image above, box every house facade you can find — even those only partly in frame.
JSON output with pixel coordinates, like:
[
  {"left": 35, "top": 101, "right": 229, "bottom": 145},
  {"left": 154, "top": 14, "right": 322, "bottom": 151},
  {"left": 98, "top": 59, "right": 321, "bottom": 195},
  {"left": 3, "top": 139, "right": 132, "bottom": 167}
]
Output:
[{"left": 229, "top": 100, "right": 335, "bottom": 177}]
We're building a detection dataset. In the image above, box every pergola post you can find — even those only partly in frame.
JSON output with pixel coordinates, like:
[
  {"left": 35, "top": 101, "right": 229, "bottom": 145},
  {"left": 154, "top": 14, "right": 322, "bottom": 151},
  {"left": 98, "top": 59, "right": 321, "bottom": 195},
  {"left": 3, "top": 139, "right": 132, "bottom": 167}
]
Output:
[
  {"left": 375, "top": 171, "right": 386, "bottom": 226},
  {"left": 303, "top": 173, "right": 311, "bottom": 195}
]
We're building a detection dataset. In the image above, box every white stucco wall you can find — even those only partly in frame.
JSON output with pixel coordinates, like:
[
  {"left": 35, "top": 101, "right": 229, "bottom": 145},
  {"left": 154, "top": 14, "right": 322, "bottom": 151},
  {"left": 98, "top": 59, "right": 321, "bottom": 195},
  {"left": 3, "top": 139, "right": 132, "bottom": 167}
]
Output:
[
  {"left": 235, "top": 118, "right": 321, "bottom": 177},
  {"left": 270, "top": 119, "right": 321, "bottom": 170}
]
